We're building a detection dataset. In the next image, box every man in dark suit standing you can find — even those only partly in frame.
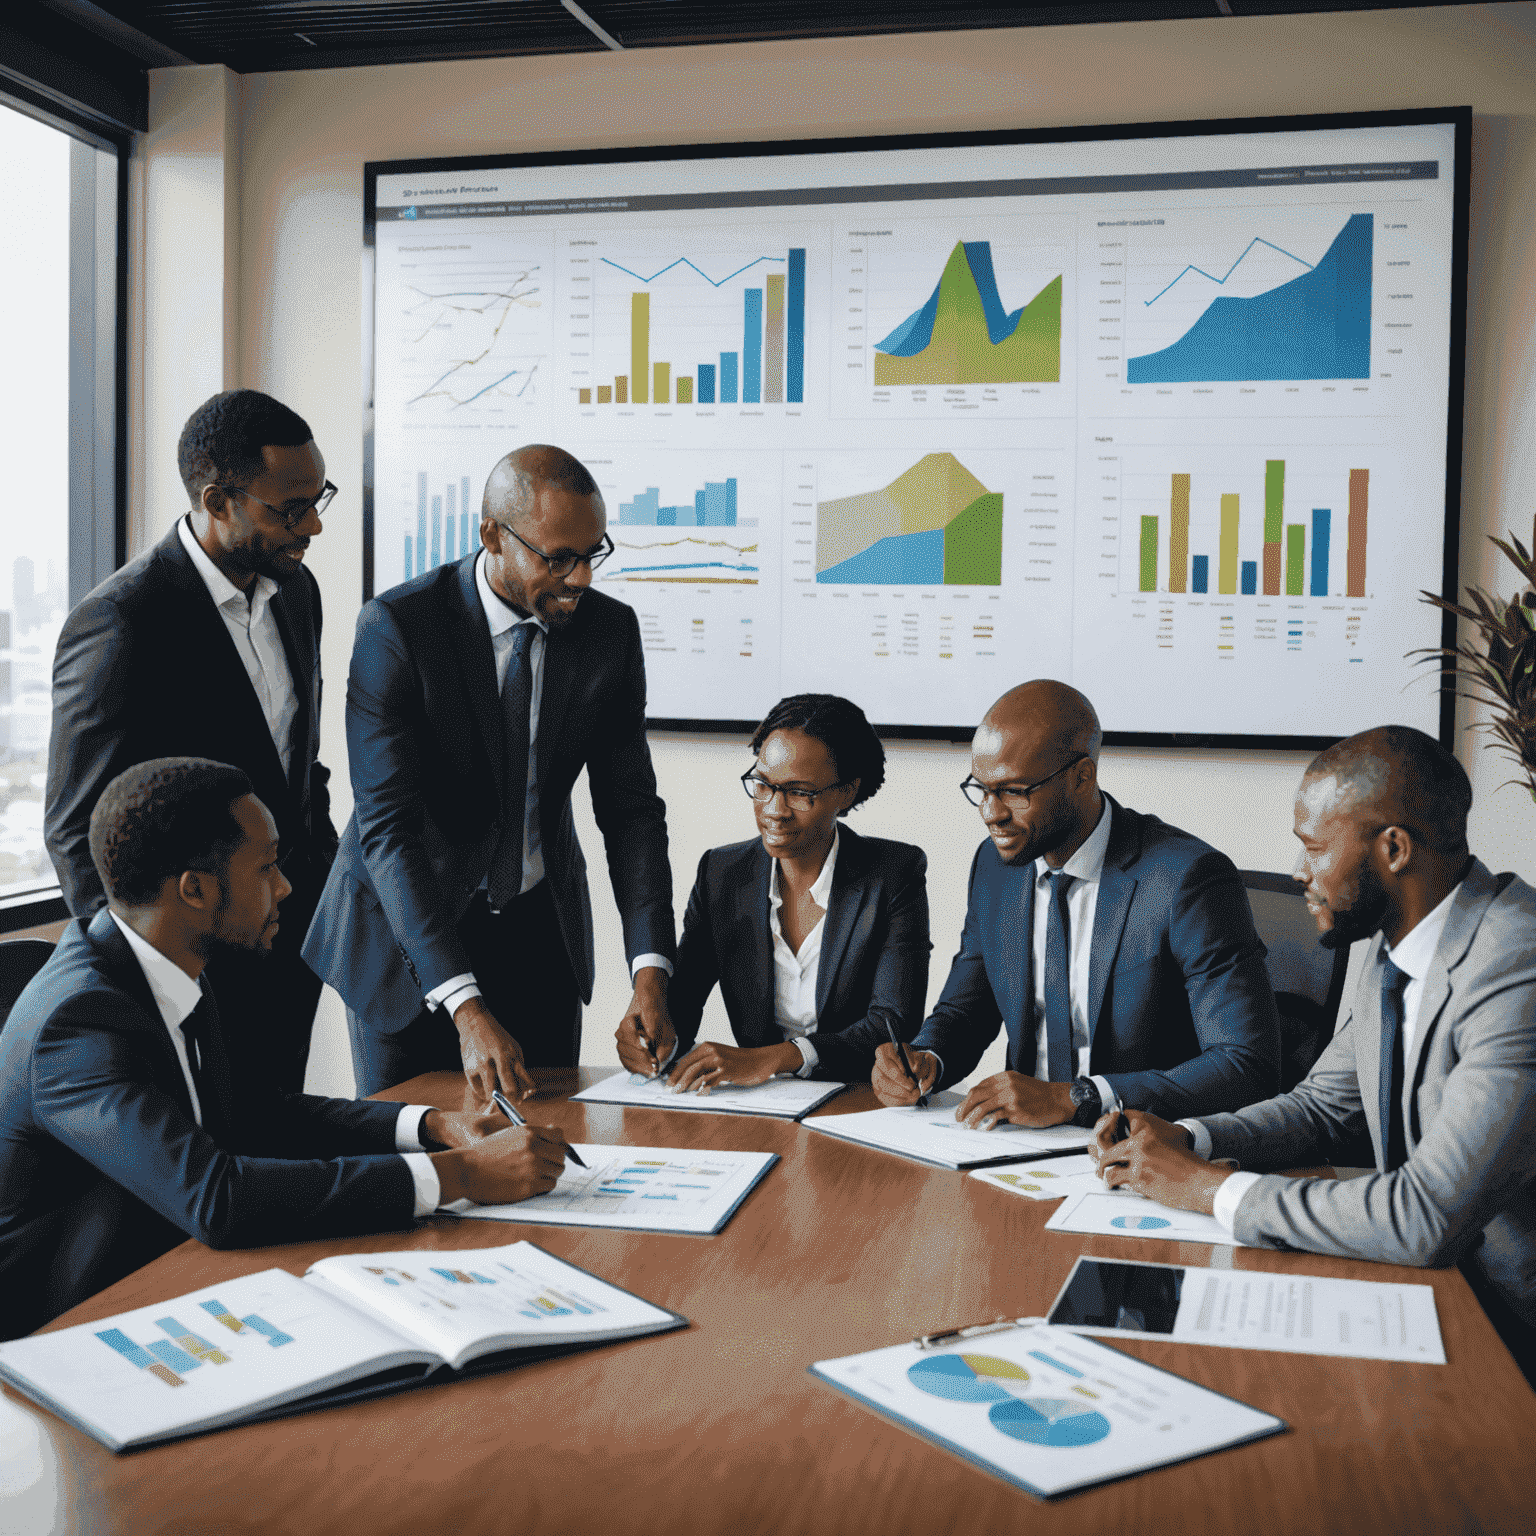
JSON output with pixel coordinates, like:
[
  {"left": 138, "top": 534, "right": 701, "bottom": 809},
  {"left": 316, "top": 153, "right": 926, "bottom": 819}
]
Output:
[
  {"left": 44, "top": 390, "right": 339, "bottom": 1091},
  {"left": 0, "top": 758, "right": 569, "bottom": 1339},
  {"left": 873, "top": 680, "right": 1279, "bottom": 1127},
  {"left": 303, "top": 445, "right": 676, "bottom": 1101}
]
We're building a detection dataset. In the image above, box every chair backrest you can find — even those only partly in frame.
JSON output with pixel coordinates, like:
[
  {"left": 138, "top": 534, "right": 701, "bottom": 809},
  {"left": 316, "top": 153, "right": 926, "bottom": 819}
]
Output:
[
  {"left": 0, "top": 939, "right": 57, "bottom": 1035},
  {"left": 1240, "top": 870, "right": 1349, "bottom": 1092}
]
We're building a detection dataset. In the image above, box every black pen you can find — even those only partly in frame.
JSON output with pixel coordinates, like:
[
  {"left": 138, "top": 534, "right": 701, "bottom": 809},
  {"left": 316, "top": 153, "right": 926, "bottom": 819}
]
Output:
[
  {"left": 1112, "top": 1109, "right": 1131, "bottom": 1143},
  {"left": 884, "top": 1015, "right": 929, "bottom": 1109},
  {"left": 491, "top": 1088, "right": 587, "bottom": 1169}
]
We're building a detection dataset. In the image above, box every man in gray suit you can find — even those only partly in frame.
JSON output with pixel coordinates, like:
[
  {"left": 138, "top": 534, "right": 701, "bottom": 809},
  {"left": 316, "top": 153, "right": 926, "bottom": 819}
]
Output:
[{"left": 1095, "top": 724, "right": 1536, "bottom": 1381}]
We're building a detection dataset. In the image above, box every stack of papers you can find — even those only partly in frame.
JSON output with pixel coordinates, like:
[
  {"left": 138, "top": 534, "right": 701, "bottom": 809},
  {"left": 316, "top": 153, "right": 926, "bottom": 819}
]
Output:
[{"left": 573, "top": 1072, "right": 845, "bottom": 1121}]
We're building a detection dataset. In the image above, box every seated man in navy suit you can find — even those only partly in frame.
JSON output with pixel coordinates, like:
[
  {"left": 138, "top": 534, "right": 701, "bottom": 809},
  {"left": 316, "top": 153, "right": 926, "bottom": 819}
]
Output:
[
  {"left": 872, "top": 680, "right": 1280, "bottom": 1131},
  {"left": 0, "top": 757, "right": 570, "bottom": 1339}
]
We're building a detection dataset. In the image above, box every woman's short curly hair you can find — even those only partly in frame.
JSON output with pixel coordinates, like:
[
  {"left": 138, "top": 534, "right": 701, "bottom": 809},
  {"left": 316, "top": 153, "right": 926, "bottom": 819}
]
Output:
[{"left": 749, "top": 694, "right": 885, "bottom": 811}]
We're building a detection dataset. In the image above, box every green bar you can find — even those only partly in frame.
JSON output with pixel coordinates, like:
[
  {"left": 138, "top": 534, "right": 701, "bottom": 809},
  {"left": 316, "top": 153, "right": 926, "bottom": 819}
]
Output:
[
  {"left": 1264, "top": 460, "right": 1285, "bottom": 544},
  {"left": 631, "top": 294, "right": 649, "bottom": 404},
  {"left": 653, "top": 361, "right": 670, "bottom": 404},
  {"left": 942, "top": 492, "right": 1003, "bottom": 586},
  {"left": 675, "top": 376, "right": 693, "bottom": 404},
  {"left": 1139, "top": 516, "right": 1158, "bottom": 592},
  {"left": 1286, "top": 524, "right": 1306, "bottom": 596},
  {"left": 1219, "top": 493, "right": 1240, "bottom": 594}
]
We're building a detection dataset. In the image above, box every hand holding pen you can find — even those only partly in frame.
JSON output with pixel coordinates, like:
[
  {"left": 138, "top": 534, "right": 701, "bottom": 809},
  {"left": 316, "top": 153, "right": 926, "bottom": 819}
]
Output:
[
  {"left": 875, "top": 1015, "right": 932, "bottom": 1109},
  {"left": 492, "top": 1088, "right": 588, "bottom": 1169}
]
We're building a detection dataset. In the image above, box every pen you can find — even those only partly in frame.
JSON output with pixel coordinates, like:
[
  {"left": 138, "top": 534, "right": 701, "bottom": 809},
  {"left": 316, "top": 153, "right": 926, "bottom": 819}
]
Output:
[
  {"left": 491, "top": 1088, "right": 588, "bottom": 1169},
  {"left": 1112, "top": 1109, "right": 1131, "bottom": 1143},
  {"left": 884, "top": 1014, "right": 929, "bottom": 1109}
]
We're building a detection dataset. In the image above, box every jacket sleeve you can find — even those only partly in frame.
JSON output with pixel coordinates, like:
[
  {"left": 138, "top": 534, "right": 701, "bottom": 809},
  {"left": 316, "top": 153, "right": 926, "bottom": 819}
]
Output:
[
  {"left": 667, "top": 852, "right": 719, "bottom": 1054},
  {"left": 306, "top": 570, "right": 339, "bottom": 859},
  {"left": 811, "top": 847, "right": 931, "bottom": 1083},
  {"left": 585, "top": 606, "right": 676, "bottom": 967},
  {"left": 31, "top": 994, "right": 415, "bottom": 1249},
  {"left": 1100, "top": 850, "right": 1282, "bottom": 1117},
  {"left": 43, "top": 596, "right": 136, "bottom": 916},
  {"left": 910, "top": 846, "right": 1002, "bottom": 1089}
]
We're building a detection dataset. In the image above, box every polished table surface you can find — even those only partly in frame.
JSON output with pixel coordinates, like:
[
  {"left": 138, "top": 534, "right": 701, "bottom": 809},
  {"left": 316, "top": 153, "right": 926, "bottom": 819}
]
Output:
[{"left": 11, "top": 1068, "right": 1535, "bottom": 1535}]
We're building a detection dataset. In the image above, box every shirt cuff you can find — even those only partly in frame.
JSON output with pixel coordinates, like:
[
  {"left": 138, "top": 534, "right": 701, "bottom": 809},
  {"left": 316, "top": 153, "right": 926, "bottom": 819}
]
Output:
[
  {"left": 395, "top": 1105, "right": 432, "bottom": 1152},
  {"left": 631, "top": 953, "right": 673, "bottom": 979},
  {"left": 401, "top": 1152, "right": 442, "bottom": 1218},
  {"left": 1177, "top": 1118, "right": 1214, "bottom": 1160},
  {"left": 1091, "top": 1076, "right": 1118, "bottom": 1115},
  {"left": 926, "top": 1050, "right": 944, "bottom": 1086},
  {"left": 792, "top": 1037, "right": 819, "bottom": 1078},
  {"left": 427, "top": 974, "right": 479, "bottom": 1014},
  {"left": 1211, "top": 1170, "right": 1263, "bottom": 1234}
]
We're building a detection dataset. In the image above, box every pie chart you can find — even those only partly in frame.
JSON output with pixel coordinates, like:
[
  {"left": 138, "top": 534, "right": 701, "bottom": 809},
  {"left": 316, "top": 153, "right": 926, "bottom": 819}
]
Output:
[
  {"left": 907, "top": 1353, "right": 1029, "bottom": 1403},
  {"left": 994, "top": 1174, "right": 1044, "bottom": 1192},
  {"left": 1110, "top": 1215, "right": 1171, "bottom": 1231},
  {"left": 990, "top": 1396, "right": 1112, "bottom": 1447}
]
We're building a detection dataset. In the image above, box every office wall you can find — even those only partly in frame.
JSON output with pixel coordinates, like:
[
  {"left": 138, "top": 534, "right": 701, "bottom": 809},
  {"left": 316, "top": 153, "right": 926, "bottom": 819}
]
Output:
[{"left": 142, "top": 5, "right": 1536, "bottom": 1095}]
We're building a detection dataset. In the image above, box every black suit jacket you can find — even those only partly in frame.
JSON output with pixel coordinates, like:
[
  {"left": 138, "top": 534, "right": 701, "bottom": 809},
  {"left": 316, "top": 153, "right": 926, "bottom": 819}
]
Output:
[
  {"left": 0, "top": 913, "right": 414, "bottom": 1339},
  {"left": 44, "top": 519, "right": 337, "bottom": 915},
  {"left": 668, "top": 826, "right": 930, "bottom": 1082},
  {"left": 302, "top": 556, "right": 674, "bottom": 1031}
]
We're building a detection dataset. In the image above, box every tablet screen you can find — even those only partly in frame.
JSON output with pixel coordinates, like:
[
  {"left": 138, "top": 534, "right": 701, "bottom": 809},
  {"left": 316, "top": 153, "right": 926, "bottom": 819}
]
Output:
[{"left": 1046, "top": 1258, "right": 1187, "bottom": 1335}]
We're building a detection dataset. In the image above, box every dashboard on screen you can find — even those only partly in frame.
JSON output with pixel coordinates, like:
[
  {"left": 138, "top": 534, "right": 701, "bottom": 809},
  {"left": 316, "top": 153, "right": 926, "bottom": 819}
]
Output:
[{"left": 363, "top": 109, "right": 1468, "bottom": 746}]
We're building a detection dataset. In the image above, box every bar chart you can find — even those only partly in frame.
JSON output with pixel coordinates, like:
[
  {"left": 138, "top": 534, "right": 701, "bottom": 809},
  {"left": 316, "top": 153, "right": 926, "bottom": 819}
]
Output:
[{"left": 403, "top": 469, "right": 482, "bottom": 579}]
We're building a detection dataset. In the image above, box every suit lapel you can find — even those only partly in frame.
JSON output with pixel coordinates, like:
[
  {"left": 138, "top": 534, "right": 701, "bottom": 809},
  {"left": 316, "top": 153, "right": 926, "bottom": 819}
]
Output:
[
  {"left": 1357, "top": 939, "right": 1389, "bottom": 1165},
  {"left": 1087, "top": 798, "right": 1137, "bottom": 1047},
  {"left": 738, "top": 845, "right": 776, "bottom": 1043},
  {"left": 815, "top": 828, "right": 867, "bottom": 1019},
  {"left": 536, "top": 618, "right": 579, "bottom": 798},
  {"left": 267, "top": 581, "right": 311, "bottom": 790},
  {"left": 454, "top": 556, "right": 506, "bottom": 789}
]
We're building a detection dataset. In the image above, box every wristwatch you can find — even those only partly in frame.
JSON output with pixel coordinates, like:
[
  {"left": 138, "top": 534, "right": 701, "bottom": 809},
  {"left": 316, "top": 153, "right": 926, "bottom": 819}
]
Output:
[{"left": 1067, "top": 1076, "right": 1103, "bottom": 1128}]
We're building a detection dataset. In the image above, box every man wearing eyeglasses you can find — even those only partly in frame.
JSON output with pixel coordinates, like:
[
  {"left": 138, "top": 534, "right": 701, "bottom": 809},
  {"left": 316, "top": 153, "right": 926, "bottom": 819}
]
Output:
[
  {"left": 872, "top": 679, "right": 1280, "bottom": 1129},
  {"left": 304, "top": 444, "right": 676, "bottom": 1105},
  {"left": 45, "top": 389, "right": 340, "bottom": 1092}
]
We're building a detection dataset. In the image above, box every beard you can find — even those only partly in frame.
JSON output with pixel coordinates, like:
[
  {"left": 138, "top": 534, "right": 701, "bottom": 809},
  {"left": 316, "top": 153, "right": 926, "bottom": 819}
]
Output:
[
  {"left": 994, "top": 800, "right": 1077, "bottom": 867},
  {"left": 1317, "top": 859, "right": 1392, "bottom": 950}
]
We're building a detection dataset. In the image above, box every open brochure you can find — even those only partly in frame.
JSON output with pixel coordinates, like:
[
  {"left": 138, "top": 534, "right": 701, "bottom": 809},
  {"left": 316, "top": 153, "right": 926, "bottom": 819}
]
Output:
[
  {"left": 573, "top": 1071, "right": 846, "bottom": 1120},
  {"left": 806, "top": 1091, "right": 1092, "bottom": 1169},
  {"left": 0, "top": 1241, "right": 684, "bottom": 1452},
  {"left": 812, "top": 1324, "right": 1284, "bottom": 1500}
]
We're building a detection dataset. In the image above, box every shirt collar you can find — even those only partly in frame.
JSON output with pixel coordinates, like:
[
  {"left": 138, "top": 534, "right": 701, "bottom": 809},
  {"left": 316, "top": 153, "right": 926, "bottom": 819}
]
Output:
[
  {"left": 475, "top": 550, "right": 546, "bottom": 640},
  {"left": 108, "top": 910, "right": 204, "bottom": 1029},
  {"left": 177, "top": 514, "right": 278, "bottom": 612},
  {"left": 1383, "top": 881, "right": 1462, "bottom": 982},
  {"left": 770, "top": 827, "right": 841, "bottom": 911},
  {"left": 1035, "top": 796, "right": 1112, "bottom": 886}
]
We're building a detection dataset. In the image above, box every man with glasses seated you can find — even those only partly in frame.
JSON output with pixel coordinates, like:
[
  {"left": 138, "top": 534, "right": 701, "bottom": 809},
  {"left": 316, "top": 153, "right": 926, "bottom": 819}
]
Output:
[
  {"left": 871, "top": 679, "right": 1280, "bottom": 1131},
  {"left": 46, "top": 389, "right": 341, "bottom": 1092},
  {"left": 305, "top": 445, "right": 676, "bottom": 1103}
]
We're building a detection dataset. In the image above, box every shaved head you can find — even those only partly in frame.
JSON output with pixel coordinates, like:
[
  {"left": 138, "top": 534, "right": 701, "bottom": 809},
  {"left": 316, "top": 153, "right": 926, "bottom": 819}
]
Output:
[
  {"left": 483, "top": 444, "right": 601, "bottom": 528},
  {"left": 977, "top": 680, "right": 1103, "bottom": 765}
]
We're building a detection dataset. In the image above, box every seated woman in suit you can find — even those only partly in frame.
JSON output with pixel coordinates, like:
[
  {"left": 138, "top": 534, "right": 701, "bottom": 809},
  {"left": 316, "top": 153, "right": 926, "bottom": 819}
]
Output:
[{"left": 661, "top": 693, "right": 930, "bottom": 1089}]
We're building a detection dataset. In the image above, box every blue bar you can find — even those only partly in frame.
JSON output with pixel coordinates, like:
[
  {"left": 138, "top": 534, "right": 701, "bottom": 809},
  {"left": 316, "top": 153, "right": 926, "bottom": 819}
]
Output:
[
  {"left": 147, "top": 1338, "right": 201, "bottom": 1373},
  {"left": 704, "top": 481, "right": 724, "bottom": 527},
  {"left": 98, "top": 1328, "right": 156, "bottom": 1369},
  {"left": 416, "top": 472, "right": 427, "bottom": 577},
  {"left": 1241, "top": 560, "right": 1258, "bottom": 595},
  {"left": 461, "top": 512, "right": 469, "bottom": 555},
  {"left": 725, "top": 477, "right": 737, "bottom": 526},
  {"left": 463, "top": 476, "right": 476, "bottom": 551},
  {"left": 620, "top": 487, "right": 660, "bottom": 526},
  {"left": 694, "top": 490, "right": 707, "bottom": 524},
  {"left": 743, "top": 290, "right": 762, "bottom": 403},
  {"left": 787, "top": 248, "right": 805, "bottom": 403},
  {"left": 697, "top": 363, "right": 716, "bottom": 403},
  {"left": 657, "top": 508, "right": 676, "bottom": 527},
  {"left": 404, "top": 536, "right": 412, "bottom": 577},
  {"left": 430, "top": 496, "right": 442, "bottom": 569},
  {"left": 242, "top": 1314, "right": 295, "bottom": 1347},
  {"left": 1192, "top": 555, "right": 1209, "bottom": 594},
  {"left": 720, "top": 352, "right": 738, "bottom": 403},
  {"left": 1311, "top": 508, "right": 1331, "bottom": 596},
  {"left": 445, "top": 484, "right": 456, "bottom": 562}
]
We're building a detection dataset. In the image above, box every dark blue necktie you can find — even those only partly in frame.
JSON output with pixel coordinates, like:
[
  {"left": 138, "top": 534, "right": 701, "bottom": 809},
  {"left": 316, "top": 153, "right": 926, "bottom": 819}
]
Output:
[
  {"left": 1378, "top": 957, "right": 1411, "bottom": 1172},
  {"left": 1044, "top": 871, "right": 1075, "bottom": 1082},
  {"left": 487, "top": 624, "right": 535, "bottom": 911},
  {"left": 180, "top": 980, "right": 220, "bottom": 1129}
]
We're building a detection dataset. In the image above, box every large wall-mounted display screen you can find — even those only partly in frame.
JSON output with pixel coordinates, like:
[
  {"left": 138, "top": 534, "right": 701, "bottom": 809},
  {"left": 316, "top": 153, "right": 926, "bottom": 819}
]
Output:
[{"left": 364, "top": 109, "right": 1467, "bottom": 745}]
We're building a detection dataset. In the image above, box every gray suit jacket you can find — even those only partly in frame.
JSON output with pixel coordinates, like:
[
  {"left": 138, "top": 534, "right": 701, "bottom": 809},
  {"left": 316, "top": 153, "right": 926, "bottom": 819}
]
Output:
[{"left": 1198, "top": 859, "right": 1536, "bottom": 1327}]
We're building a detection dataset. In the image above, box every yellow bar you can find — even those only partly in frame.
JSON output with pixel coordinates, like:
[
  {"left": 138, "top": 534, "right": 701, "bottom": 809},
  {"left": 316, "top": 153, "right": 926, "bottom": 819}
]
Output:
[
  {"left": 631, "top": 294, "right": 649, "bottom": 404},
  {"left": 1218, "top": 493, "right": 1239, "bottom": 595},
  {"left": 1168, "top": 473, "right": 1190, "bottom": 594},
  {"left": 653, "top": 361, "right": 670, "bottom": 404},
  {"left": 578, "top": 388, "right": 591, "bottom": 404},
  {"left": 675, "top": 376, "right": 693, "bottom": 404},
  {"left": 597, "top": 385, "right": 612, "bottom": 404},
  {"left": 614, "top": 375, "right": 628, "bottom": 404},
  {"left": 764, "top": 274, "right": 785, "bottom": 403}
]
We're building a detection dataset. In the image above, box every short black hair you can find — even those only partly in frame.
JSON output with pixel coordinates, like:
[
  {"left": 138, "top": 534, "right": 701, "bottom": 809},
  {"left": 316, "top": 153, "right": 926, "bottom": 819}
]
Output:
[
  {"left": 750, "top": 694, "right": 886, "bottom": 810},
  {"left": 1306, "top": 724, "right": 1473, "bottom": 852},
  {"left": 89, "top": 758, "right": 256, "bottom": 906},
  {"left": 177, "top": 390, "right": 313, "bottom": 505}
]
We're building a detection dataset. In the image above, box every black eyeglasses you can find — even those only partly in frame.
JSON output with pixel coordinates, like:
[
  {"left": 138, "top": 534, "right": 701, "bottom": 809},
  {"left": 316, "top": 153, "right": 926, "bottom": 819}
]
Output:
[
  {"left": 220, "top": 481, "right": 338, "bottom": 529},
  {"left": 960, "top": 754, "right": 1088, "bottom": 809},
  {"left": 741, "top": 770, "right": 848, "bottom": 813},
  {"left": 504, "top": 525, "right": 614, "bottom": 579}
]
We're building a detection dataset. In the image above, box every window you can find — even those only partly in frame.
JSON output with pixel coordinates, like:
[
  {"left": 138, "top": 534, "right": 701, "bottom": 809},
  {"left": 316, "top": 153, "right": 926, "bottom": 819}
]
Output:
[{"left": 0, "top": 96, "right": 122, "bottom": 926}]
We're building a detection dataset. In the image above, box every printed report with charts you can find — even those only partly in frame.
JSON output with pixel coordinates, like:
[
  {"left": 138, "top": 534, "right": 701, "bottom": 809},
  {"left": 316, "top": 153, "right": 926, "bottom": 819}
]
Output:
[{"left": 0, "top": 1242, "right": 684, "bottom": 1452}]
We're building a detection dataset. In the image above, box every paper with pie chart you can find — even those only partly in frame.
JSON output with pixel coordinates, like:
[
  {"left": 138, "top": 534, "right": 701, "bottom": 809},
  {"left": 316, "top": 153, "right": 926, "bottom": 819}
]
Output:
[
  {"left": 1044, "top": 1188, "right": 1252, "bottom": 1247},
  {"left": 811, "top": 1325, "right": 1283, "bottom": 1499},
  {"left": 969, "top": 1154, "right": 1107, "bottom": 1202}
]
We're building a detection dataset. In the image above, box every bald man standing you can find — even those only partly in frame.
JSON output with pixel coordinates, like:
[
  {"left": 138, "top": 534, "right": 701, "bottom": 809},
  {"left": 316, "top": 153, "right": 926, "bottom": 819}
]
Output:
[
  {"left": 304, "top": 446, "right": 675, "bottom": 1101},
  {"left": 874, "top": 681, "right": 1279, "bottom": 1128},
  {"left": 1094, "top": 725, "right": 1536, "bottom": 1382}
]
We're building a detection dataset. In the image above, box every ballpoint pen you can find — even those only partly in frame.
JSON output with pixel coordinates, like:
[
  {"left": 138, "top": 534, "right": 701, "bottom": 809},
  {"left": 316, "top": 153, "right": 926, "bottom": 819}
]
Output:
[
  {"left": 1113, "top": 1109, "right": 1131, "bottom": 1143},
  {"left": 491, "top": 1088, "right": 588, "bottom": 1168},
  {"left": 884, "top": 1013, "right": 929, "bottom": 1109}
]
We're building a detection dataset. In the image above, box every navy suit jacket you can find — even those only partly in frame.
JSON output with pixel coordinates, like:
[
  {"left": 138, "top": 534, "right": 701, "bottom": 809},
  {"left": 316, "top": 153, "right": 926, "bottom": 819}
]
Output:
[
  {"left": 669, "top": 826, "right": 930, "bottom": 1082},
  {"left": 44, "top": 519, "right": 336, "bottom": 916},
  {"left": 0, "top": 913, "right": 414, "bottom": 1339},
  {"left": 302, "top": 556, "right": 674, "bottom": 1031},
  {"left": 912, "top": 796, "right": 1280, "bottom": 1117}
]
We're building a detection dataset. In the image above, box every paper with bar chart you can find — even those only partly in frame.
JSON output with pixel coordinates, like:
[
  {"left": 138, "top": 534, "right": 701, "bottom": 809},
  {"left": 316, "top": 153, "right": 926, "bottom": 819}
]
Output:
[{"left": 367, "top": 114, "right": 1459, "bottom": 737}]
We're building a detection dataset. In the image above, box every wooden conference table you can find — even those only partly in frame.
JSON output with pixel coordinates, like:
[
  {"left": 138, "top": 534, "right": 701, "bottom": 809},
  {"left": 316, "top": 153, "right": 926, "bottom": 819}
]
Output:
[{"left": 13, "top": 1069, "right": 1536, "bottom": 1535}]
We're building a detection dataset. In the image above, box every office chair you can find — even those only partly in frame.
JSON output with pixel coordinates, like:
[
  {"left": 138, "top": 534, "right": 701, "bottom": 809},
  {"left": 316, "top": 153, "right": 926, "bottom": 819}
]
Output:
[
  {"left": 1240, "top": 871, "right": 1349, "bottom": 1091},
  {"left": 0, "top": 939, "right": 55, "bottom": 1035}
]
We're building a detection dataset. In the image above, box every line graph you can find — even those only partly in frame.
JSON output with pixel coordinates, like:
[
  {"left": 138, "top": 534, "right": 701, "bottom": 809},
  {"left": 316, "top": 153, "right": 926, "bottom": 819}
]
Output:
[
  {"left": 1143, "top": 236, "right": 1315, "bottom": 307},
  {"left": 600, "top": 534, "right": 761, "bottom": 585},
  {"left": 402, "top": 268, "right": 543, "bottom": 411},
  {"left": 599, "top": 255, "right": 785, "bottom": 287}
]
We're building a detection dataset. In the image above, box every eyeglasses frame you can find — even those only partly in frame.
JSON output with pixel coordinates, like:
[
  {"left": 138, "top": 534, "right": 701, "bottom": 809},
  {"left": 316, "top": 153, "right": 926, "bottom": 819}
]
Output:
[
  {"left": 502, "top": 523, "right": 615, "bottom": 579},
  {"left": 216, "top": 480, "right": 338, "bottom": 530},
  {"left": 740, "top": 769, "right": 850, "bottom": 812},
  {"left": 960, "top": 752, "right": 1090, "bottom": 809}
]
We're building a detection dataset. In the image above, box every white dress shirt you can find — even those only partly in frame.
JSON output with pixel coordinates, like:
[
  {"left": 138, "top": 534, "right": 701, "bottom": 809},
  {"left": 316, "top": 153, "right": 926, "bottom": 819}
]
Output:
[
  {"left": 109, "top": 912, "right": 442, "bottom": 1217},
  {"left": 1186, "top": 882, "right": 1464, "bottom": 1233},
  {"left": 767, "top": 829, "right": 840, "bottom": 1078},
  {"left": 177, "top": 516, "right": 297, "bottom": 773},
  {"left": 429, "top": 551, "right": 670, "bottom": 1020}
]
